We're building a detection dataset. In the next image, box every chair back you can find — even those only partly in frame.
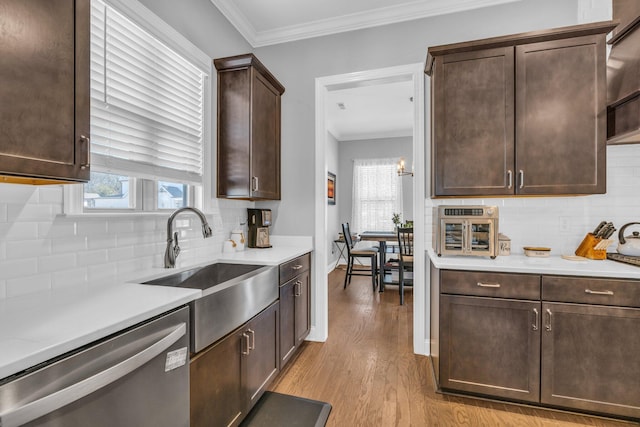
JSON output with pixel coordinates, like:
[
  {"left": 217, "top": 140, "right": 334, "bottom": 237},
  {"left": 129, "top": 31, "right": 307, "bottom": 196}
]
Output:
[
  {"left": 397, "top": 227, "right": 414, "bottom": 257},
  {"left": 341, "top": 223, "right": 355, "bottom": 253}
]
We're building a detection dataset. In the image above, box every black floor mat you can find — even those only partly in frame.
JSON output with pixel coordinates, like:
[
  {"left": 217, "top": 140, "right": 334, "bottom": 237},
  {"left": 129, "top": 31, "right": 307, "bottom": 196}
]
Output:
[{"left": 240, "top": 391, "right": 332, "bottom": 427}]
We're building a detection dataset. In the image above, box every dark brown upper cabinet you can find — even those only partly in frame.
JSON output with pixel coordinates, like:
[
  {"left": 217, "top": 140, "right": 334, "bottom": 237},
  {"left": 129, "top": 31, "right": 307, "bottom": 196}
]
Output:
[
  {"left": 0, "top": 0, "right": 90, "bottom": 185},
  {"left": 215, "top": 54, "right": 285, "bottom": 200},
  {"left": 426, "top": 21, "right": 616, "bottom": 197},
  {"left": 606, "top": 0, "right": 640, "bottom": 145}
]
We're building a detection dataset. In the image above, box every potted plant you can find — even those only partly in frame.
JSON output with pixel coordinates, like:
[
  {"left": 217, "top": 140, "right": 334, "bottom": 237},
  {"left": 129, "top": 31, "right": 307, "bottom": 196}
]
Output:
[{"left": 392, "top": 213, "right": 401, "bottom": 231}]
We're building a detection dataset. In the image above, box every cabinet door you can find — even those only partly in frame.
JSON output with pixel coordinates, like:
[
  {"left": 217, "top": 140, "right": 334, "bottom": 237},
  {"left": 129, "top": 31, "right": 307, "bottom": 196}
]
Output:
[
  {"left": 515, "top": 35, "right": 606, "bottom": 195},
  {"left": 0, "top": 0, "right": 90, "bottom": 183},
  {"left": 279, "top": 279, "right": 296, "bottom": 368},
  {"left": 250, "top": 70, "right": 281, "bottom": 200},
  {"left": 190, "top": 328, "right": 244, "bottom": 427},
  {"left": 541, "top": 302, "right": 640, "bottom": 418},
  {"left": 294, "top": 270, "right": 311, "bottom": 346},
  {"left": 432, "top": 47, "right": 514, "bottom": 196},
  {"left": 440, "top": 295, "right": 540, "bottom": 402},
  {"left": 244, "top": 302, "right": 279, "bottom": 409}
]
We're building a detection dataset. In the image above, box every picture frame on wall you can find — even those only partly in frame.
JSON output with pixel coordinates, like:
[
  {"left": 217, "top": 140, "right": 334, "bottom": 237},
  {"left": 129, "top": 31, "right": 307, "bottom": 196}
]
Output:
[{"left": 327, "top": 172, "right": 336, "bottom": 205}]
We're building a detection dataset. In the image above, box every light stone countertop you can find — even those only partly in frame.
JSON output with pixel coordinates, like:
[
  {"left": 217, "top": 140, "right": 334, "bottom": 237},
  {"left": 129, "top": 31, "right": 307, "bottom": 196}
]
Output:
[
  {"left": 428, "top": 248, "right": 640, "bottom": 280},
  {"left": 0, "top": 237, "right": 312, "bottom": 381}
]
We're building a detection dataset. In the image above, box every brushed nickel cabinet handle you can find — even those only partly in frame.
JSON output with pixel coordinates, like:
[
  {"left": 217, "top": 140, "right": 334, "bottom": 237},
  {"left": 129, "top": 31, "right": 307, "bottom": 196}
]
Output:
[
  {"left": 80, "top": 135, "right": 91, "bottom": 170},
  {"left": 241, "top": 332, "right": 251, "bottom": 355},
  {"left": 477, "top": 282, "right": 501, "bottom": 288},
  {"left": 532, "top": 308, "right": 539, "bottom": 331},
  {"left": 545, "top": 309, "right": 552, "bottom": 332},
  {"left": 292, "top": 265, "right": 303, "bottom": 270},
  {"left": 507, "top": 170, "right": 513, "bottom": 189},
  {"left": 247, "top": 329, "right": 256, "bottom": 351},
  {"left": 294, "top": 280, "right": 302, "bottom": 297},
  {"left": 519, "top": 170, "right": 524, "bottom": 189},
  {"left": 251, "top": 176, "right": 259, "bottom": 192},
  {"left": 585, "top": 289, "right": 614, "bottom": 296}
]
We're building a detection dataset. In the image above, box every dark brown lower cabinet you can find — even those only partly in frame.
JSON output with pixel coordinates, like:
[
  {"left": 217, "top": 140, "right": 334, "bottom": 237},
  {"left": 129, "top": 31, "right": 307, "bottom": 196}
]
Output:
[
  {"left": 279, "top": 270, "right": 310, "bottom": 368},
  {"left": 190, "top": 302, "right": 279, "bottom": 427},
  {"left": 541, "top": 302, "right": 640, "bottom": 418},
  {"left": 440, "top": 295, "right": 541, "bottom": 403},
  {"left": 435, "top": 267, "right": 640, "bottom": 420}
]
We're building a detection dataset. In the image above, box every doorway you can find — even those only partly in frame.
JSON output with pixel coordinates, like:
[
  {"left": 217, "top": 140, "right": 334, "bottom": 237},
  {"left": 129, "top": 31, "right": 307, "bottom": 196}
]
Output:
[{"left": 312, "top": 63, "right": 428, "bottom": 355}]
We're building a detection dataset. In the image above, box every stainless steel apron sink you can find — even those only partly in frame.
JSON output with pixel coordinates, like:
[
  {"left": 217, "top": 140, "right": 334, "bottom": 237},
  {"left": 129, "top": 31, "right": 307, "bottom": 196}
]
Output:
[{"left": 142, "top": 263, "right": 278, "bottom": 353}]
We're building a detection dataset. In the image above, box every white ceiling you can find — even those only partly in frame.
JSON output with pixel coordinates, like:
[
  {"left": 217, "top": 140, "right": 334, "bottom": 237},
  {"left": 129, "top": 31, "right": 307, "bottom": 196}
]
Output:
[
  {"left": 209, "top": 0, "right": 521, "bottom": 141},
  {"left": 209, "top": 0, "right": 522, "bottom": 47},
  {"left": 327, "top": 80, "right": 414, "bottom": 142}
]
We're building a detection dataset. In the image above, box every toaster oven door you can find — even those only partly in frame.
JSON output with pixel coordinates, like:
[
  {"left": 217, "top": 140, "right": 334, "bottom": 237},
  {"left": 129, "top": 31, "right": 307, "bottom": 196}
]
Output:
[{"left": 439, "top": 219, "right": 497, "bottom": 257}]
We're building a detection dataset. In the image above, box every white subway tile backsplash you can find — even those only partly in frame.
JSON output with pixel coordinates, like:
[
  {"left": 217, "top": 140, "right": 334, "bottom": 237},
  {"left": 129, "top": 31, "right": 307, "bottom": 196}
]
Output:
[
  {"left": 0, "top": 184, "right": 39, "bottom": 204},
  {"left": 5, "top": 240, "right": 51, "bottom": 260},
  {"left": 38, "top": 253, "right": 76, "bottom": 273},
  {"left": 51, "top": 236, "right": 87, "bottom": 254},
  {"left": 52, "top": 268, "right": 88, "bottom": 289},
  {"left": 107, "top": 245, "right": 134, "bottom": 262},
  {"left": 0, "top": 223, "right": 39, "bottom": 241},
  {"left": 77, "top": 219, "right": 108, "bottom": 237},
  {"left": 6, "top": 273, "right": 51, "bottom": 297},
  {"left": 87, "top": 263, "right": 118, "bottom": 286},
  {"left": 427, "top": 145, "right": 640, "bottom": 255},
  {"left": 77, "top": 249, "right": 108, "bottom": 266},
  {"left": 7, "top": 204, "right": 56, "bottom": 222},
  {"left": 0, "top": 181, "right": 247, "bottom": 299},
  {"left": 39, "top": 221, "right": 76, "bottom": 239},
  {"left": 37, "top": 186, "right": 64, "bottom": 204},
  {"left": 107, "top": 219, "right": 135, "bottom": 234}
]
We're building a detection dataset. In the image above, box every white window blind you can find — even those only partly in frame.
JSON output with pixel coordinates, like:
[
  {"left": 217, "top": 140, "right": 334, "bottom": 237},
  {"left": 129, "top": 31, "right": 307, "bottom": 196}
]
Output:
[
  {"left": 90, "top": 0, "right": 205, "bottom": 183},
  {"left": 352, "top": 158, "right": 403, "bottom": 233}
]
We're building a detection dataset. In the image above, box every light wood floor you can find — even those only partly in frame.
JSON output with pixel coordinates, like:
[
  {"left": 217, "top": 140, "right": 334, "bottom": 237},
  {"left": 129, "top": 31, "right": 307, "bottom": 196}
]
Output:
[{"left": 270, "top": 269, "right": 633, "bottom": 427}]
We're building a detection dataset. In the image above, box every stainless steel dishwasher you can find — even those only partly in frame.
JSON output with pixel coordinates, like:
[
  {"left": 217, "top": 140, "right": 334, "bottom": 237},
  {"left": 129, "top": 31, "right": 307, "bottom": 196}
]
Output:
[{"left": 0, "top": 306, "right": 190, "bottom": 427}]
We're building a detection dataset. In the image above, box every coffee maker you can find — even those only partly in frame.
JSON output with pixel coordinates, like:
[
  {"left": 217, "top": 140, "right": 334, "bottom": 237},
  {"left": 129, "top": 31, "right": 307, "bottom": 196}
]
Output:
[{"left": 247, "top": 208, "right": 272, "bottom": 248}]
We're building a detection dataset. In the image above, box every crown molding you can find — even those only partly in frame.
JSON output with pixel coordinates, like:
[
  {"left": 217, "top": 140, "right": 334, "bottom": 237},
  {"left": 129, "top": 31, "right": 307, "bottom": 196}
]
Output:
[{"left": 210, "top": 0, "right": 522, "bottom": 47}]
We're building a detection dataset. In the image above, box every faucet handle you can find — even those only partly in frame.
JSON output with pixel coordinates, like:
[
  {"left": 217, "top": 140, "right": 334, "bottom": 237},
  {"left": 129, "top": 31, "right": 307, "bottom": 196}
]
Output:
[{"left": 173, "top": 231, "right": 181, "bottom": 258}]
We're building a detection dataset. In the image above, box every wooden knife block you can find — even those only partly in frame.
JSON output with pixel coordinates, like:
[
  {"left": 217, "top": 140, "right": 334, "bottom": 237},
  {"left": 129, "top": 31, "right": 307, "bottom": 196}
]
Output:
[{"left": 575, "top": 233, "right": 606, "bottom": 260}]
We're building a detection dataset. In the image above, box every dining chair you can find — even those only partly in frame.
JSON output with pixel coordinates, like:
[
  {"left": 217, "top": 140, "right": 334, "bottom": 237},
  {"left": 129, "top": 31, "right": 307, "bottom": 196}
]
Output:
[
  {"left": 397, "top": 227, "right": 414, "bottom": 305},
  {"left": 342, "top": 223, "right": 378, "bottom": 292}
]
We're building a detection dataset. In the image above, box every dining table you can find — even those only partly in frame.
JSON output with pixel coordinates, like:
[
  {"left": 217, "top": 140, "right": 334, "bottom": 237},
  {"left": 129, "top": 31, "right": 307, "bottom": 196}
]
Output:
[{"left": 359, "top": 230, "right": 398, "bottom": 292}]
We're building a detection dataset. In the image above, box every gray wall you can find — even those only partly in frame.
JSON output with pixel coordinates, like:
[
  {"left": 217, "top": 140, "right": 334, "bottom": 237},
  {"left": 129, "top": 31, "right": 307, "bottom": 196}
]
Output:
[
  {"left": 139, "top": 0, "right": 581, "bottom": 236},
  {"left": 337, "top": 136, "right": 413, "bottom": 233},
  {"left": 252, "top": 0, "right": 580, "bottom": 235},
  {"left": 327, "top": 132, "right": 339, "bottom": 267}
]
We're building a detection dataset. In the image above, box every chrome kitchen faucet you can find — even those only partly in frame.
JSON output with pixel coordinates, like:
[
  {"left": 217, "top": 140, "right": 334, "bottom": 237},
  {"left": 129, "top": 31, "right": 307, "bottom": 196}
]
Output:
[{"left": 164, "top": 207, "right": 213, "bottom": 268}]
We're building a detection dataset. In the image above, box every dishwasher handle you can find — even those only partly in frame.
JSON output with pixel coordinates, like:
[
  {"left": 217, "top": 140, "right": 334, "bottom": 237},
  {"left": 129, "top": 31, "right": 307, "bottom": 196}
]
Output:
[{"left": 0, "top": 322, "right": 186, "bottom": 427}]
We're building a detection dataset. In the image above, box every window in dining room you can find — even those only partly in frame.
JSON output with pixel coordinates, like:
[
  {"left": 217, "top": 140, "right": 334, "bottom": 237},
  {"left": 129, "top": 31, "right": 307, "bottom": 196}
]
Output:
[{"left": 352, "top": 158, "right": 403, "bottom": 233}]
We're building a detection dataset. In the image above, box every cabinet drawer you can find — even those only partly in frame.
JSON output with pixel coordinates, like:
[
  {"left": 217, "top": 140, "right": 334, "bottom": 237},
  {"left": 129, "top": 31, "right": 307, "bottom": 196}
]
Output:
[
  {"left": 542, "top": 275, "right": 640, "bottom": 308},
  {"left": 441, "top": 270, "right": 540, "bottom": 300},
  {"left": 279, "top": 253, "right": 310, "bottom": 285}
]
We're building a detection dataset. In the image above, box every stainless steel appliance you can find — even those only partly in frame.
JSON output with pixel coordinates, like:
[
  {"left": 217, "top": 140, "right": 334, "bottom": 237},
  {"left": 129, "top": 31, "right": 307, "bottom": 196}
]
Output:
[
  {"left": 434, "top": 205, "right": 499, "bottom": 258},
  {"left": 0, "top": 307, "right": 190, "bottom": 427},
  {"left": 143, "top": 262, "right": 278, "bottom": 353},
  {"left": 247, "top": 208, "right": 272, "bottom": 248}
]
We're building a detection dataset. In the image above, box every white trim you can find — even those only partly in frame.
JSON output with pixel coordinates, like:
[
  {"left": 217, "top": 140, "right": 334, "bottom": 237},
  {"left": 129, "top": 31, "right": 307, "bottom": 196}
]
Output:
[
  {"left": 210, "top": 0, "right": 522, "bottom": 47},
  {"left": 313, "top": 63, "right": 428, "bottom": 355},
  {"left": 104, "top": 0, "right": 211, "bottom": 71}
]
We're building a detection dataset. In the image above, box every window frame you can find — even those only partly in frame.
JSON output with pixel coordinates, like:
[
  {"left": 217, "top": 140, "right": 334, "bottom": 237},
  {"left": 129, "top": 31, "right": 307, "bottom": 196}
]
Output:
[{"left": 64, "top": 0, "right": 212, "bottom": 215}]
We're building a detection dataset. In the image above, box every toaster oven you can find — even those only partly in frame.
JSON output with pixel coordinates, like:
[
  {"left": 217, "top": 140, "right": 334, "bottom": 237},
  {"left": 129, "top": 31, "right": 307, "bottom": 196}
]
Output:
[{"left": 434, "top": 205, "right": 499, "bottom": 258}]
